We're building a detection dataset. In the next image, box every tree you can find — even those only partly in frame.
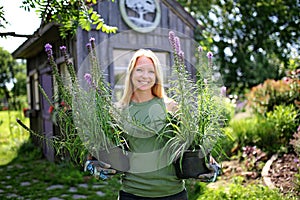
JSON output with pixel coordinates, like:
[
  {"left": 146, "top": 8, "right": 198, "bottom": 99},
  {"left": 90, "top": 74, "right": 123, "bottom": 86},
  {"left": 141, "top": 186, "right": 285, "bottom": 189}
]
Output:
[
  {"left": 0, "top": 0, "right": 117, "bottom": 39},
  {"left": 178, "top": 0, "right": 300, "bottom": 94},
  {"left": 0, "top": 47, "right": 16, "bottom": 103},
  {"left": 12, "top": 61, "right": 27, "bottom": 97}
]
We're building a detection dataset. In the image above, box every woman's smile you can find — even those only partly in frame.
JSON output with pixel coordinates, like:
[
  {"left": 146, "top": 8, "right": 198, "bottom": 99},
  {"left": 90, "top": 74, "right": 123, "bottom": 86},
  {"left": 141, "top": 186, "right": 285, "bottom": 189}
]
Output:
[{"left": 131, "top": 56, "right": 156, "bottom": 91}]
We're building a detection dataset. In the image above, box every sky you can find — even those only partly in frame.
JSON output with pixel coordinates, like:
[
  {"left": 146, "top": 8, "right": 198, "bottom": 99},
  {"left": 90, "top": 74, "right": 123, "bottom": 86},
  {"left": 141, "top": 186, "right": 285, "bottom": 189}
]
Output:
[{"left": 0, "top": 0, "right": 41, "bottom": 53}]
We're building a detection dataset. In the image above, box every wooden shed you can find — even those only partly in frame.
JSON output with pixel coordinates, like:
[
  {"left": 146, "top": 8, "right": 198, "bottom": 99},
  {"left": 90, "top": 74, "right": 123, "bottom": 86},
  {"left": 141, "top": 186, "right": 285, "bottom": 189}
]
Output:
[{"left": 13, "top": 0, "right": 198, "bottom": 161}]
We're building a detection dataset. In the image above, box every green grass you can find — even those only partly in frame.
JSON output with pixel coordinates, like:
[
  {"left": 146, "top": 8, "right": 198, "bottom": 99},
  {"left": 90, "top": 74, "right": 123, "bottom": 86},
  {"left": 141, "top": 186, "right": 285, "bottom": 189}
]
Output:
[
  {"left": 0, "top": 110, "right": 30, "bottom": 165},
  {"left": 0, "top": 141, "right": 122, "bottom": 199}
]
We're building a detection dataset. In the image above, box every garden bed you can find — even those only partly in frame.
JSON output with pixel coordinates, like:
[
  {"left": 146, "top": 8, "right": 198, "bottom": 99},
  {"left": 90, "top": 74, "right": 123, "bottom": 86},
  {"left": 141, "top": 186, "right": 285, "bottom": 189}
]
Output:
[
  {"left": 208, "top": 153, "right": 299, "bottom": 198},
  {"left": 268, "top": 153, "right": 299, "bottom": 196}
]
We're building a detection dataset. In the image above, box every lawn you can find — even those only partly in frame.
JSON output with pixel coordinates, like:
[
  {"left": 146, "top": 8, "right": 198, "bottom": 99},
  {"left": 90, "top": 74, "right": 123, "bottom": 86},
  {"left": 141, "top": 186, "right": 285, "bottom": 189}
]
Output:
[{"left": 0, "top": 110, "right": 29, "bottom": 165}]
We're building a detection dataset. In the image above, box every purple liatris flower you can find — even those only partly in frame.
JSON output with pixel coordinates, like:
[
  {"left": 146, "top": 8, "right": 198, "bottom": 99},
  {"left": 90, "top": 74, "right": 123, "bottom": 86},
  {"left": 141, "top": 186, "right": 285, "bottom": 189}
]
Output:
[
  {"left": 60, "top": 46, "right": 67, "bottom": 57},
  {"left": 44, "top": 43, "right": 53, "bottom": 57},
  {"left": 207, "top": 51, "right": 213, "bottom": 59},
  {"left": 168, "top": 31, "right": 176, "bottom": 49},
  {"left": 60, "top": 46, "right": 66, "bottom": 51},
  {"left": 90, "top": 37, "right": 96, "bottom": 48},
  {"left": 89, "top": 37, "right": 95, "bottom": 42},
  {"left": 84, "top": 73, "right": 93, "bottom": 86},
  {"left": 178, "top": 50, "right": 184, "bottom": 63},
  {"left": 86, "top": 43, "right": 92, "bottom": 53},
  {"left": 174, "top": 36, "right": 181, "bottom": 54},
  {"left": 198, "top": 46, "right": 203, "bottom": 53}
]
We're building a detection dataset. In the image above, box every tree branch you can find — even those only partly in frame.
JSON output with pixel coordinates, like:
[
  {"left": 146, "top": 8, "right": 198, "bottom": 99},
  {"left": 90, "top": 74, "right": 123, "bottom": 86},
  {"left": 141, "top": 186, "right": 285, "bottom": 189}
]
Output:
[{"left": 0, "top": 32, "right": 38, "bottom": 38}]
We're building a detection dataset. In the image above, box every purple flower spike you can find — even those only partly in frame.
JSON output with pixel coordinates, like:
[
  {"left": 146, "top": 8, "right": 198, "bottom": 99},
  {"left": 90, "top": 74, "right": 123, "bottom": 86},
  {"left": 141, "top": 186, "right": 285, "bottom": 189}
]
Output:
[
  {"left": 90, "top": 37, "right": 96, "bottom": 48},
  {"left": 168, "top": 31, "right": 176, "bottom": 49},
  {"left": 89, "top": 37, "right": 95, "bottom": 42},
  {"left": 84, "top": 73, "right": 93, "bottom": 86},
  {"left": 174, "top": 36, "right": 181, "bottom": 54},
  {"left": 44, "top": 43, "right": 53, "bottom": 58},
  {"left": 45, "top": 43, "right": 52, "bottom": 52},
  {"left": 207, "top": 51, "right": 213, "bottom": 59},
  {"left": 86, "top": 43, "right": 92, "bottom": 52},
  {"left": 198, "top": 46, "right": 203, "bottom": 53},
  {"left": 169, "top": 31, "right": 175, "bottom": 42},
  {"left": 178, "top": 50, "right": 184, "bottom": 63},
  {"left": 60, "top": 46, "right": 66, "bottom": 51}
]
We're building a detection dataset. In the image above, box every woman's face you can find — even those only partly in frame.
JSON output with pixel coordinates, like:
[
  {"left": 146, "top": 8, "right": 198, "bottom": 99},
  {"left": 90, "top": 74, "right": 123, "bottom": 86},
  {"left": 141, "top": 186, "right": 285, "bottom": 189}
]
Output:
[{"left": 131, "top": 56, "right": 156, "bottom": 92}]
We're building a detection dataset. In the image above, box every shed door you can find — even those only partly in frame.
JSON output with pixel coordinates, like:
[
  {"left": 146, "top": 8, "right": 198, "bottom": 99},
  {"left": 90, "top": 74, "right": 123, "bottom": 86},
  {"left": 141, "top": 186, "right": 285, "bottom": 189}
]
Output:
[{"left": 40, "top": 68, "right": 54, "bottom": 161}]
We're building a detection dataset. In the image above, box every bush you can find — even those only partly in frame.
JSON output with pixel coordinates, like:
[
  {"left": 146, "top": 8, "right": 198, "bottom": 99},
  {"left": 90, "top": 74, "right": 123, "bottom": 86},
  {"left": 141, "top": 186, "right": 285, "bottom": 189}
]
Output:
[
  {"left": 246, "top": 73, "right": 299, "bottom": 116},
  {"left": 266, "top": 104, "right": 299, "bottom": 152},
  {"left": 225, "top": 104, "right": 298, "bottom": 155},
  {"left": 225, "top": 116, "right": 261, "bottom": 150}
]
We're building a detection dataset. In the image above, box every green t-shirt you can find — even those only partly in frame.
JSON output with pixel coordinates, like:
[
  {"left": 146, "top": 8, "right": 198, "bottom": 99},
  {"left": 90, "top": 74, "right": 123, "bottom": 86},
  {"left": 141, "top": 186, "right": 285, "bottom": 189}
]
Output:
[{"left": 121, "top": 97, "right": 185, "bottom": 197}]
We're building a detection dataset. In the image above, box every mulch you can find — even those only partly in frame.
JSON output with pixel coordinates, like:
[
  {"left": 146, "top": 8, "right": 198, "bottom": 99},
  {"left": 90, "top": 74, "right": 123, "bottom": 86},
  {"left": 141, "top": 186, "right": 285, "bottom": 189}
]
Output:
[{"left": 269, "top": 153, "right": 300, "bottom": 196}]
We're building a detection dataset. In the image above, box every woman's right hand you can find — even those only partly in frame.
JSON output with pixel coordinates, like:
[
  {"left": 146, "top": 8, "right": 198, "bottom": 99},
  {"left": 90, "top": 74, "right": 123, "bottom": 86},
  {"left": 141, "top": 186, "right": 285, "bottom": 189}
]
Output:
[{"left": 84, "top": 157, "right": 117, "bottom": 180}]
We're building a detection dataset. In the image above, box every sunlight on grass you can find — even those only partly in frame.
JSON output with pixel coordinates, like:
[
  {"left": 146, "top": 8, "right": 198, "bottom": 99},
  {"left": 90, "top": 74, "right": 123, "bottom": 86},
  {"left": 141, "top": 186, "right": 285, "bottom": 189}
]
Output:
[{"left": 0, "top": 110, "right": 30, "bottom": 165}]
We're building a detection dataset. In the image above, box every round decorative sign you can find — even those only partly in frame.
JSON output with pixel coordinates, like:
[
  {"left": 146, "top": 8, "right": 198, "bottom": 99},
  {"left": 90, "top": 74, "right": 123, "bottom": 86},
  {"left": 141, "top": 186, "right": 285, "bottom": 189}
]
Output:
[{"left": 119, "top": 0, "right": 161, "bottom": 33}]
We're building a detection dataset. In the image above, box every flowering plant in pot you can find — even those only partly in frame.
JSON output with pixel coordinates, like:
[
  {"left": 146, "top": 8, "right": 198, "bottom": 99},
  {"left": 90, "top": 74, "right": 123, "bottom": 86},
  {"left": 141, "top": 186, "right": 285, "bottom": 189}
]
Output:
[
  {"left": 160, "top": 31, "right": 227, "bottom": 179},
  {"left": 17, "top": 40, "right": 128, "bottom": 169}
]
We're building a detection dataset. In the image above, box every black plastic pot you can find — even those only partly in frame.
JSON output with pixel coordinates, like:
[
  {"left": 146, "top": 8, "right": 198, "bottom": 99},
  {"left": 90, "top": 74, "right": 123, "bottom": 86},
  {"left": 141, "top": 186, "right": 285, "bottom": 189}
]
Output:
[
  {"left": 97, "top": 146, "right": 130, "bottom": 172},
  {"left": 174, "top": 150, "right": 210, "bottom": 179}
]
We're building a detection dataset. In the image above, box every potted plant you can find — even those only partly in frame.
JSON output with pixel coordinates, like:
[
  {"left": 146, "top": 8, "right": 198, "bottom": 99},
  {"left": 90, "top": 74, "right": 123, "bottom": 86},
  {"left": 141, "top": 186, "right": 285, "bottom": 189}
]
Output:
[{"left": 161, "top": 31, "right": 226, "bottom": 179}]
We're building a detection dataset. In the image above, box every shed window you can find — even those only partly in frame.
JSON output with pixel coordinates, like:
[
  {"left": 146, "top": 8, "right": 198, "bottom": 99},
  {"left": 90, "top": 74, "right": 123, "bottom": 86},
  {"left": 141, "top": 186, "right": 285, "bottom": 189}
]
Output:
[
  {"left": 112, "top": 49, "right": 170, "bottom": 101},
  {"left": 27, "top": 70, "right": 40, "bottom": 111}
]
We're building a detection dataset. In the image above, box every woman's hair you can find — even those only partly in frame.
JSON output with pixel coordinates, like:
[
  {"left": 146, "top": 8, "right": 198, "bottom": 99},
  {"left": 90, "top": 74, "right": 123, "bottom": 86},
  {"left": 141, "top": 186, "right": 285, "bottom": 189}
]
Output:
[{"left": 117, "top": 49, "right": 165, "bottom": 108}]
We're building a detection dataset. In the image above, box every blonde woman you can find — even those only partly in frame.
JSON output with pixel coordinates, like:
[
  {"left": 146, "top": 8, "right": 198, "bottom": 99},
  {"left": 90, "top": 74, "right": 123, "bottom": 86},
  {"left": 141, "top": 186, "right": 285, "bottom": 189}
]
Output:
[{"left": 116, "top": 49, "right": 187, "bottom": 200}]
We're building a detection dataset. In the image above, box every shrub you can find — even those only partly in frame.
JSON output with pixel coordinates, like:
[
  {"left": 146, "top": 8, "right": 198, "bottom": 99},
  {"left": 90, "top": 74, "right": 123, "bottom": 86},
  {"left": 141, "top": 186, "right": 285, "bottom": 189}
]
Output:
[
  {"left": 266, "top": 104, "right": 299, "bottom": 152},
  {"left": 246, "top": 69, "right": 299, "bottom": 116},
  {"left": 225, "top": 104, "right": 299, "bottom": 155},
  {"left": 226, "top": 116, "right": 261, "bottom": 150}
]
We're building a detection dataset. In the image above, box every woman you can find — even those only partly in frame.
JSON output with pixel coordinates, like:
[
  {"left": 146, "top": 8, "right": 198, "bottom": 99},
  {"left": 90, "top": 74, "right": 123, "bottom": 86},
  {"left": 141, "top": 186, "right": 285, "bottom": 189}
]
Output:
[{"left": 116, "top": 49, "right": 187, "bottom": 200}]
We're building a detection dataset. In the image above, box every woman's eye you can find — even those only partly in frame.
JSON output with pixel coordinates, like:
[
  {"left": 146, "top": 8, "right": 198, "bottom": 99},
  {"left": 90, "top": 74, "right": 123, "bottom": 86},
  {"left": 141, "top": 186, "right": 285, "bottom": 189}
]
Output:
[{"left": 149, "top": 71, "right": 155, "bottom": 74}]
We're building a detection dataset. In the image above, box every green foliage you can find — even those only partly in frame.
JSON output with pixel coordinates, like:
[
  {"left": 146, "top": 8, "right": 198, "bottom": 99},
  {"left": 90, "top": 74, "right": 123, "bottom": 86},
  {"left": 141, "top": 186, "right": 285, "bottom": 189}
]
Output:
[
  {"left": 178, "top": 0, "right": 300, "bottom": 94},
  {"left": 12, "top": 61, "right": 27, "bottom": 97},
  {"left": 0, "top": 5, "right": 7, "bottom": 29},
  {"left": 20, "top": 0, "right": 117, "bottom": 38},
  {"left": 163, "top": 31, "right": 227, "bottom": 163},
  {"left": 37, "top": 40, "right": 126, "bottom": 166},
  {"left": 0, "top": 47, "right": 15, "bottom": 95},
  {"left": 266, "top": 104, "right": 299, "bottom": 150},
  {"left": 185, "top": 180, "right": 207, "bottom": 200},
  {"left": 246, "top": 77, "right": 299, "bottom": 116},
  {"left": 196, "top": 178, "right": 293, "bottom": 200},
  {"left": 37, "top": 45, "right": 86, "bottom": 166},
  {"left": 226, "top": 104, "right": 298, "bottom": 154}
]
